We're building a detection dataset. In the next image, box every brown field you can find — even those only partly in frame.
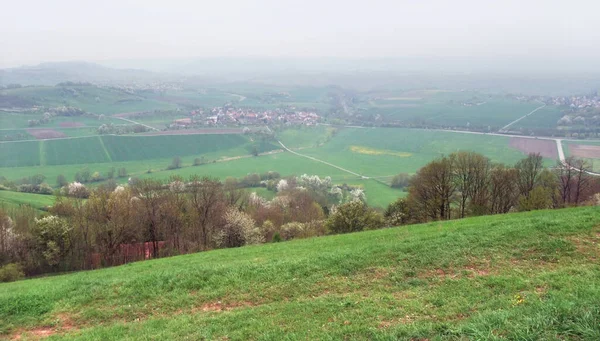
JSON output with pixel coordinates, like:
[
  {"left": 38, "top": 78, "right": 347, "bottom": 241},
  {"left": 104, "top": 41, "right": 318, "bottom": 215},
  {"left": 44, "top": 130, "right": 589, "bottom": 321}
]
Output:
[
  {"left": 140, "top": 128, "right": 244, "bottom": 136},
  {"left": 509, "top": 137, "right": 558, "bottom": 158},
  {"left": 26, "top": 129, "right": 67, "bottom": 139},
  {"left": 59, "top": 121, "right": 84, "bottom": 128},
  {"left": 569, "top": 144, "right": 600, "bottom": 159}
]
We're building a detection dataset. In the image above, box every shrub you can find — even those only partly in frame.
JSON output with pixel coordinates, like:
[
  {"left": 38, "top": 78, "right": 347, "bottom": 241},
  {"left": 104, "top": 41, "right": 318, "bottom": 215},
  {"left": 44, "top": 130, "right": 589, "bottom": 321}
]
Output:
[
  {"left": 326, "top": 201, "right": 384, "bottom": 234},
  {"left": 167, "top": 156, "right": 182, "bottom": 170},
  {"left": 390, "top": 173, "right": 411, "bottom": 189},
  {"left": 280, "top": 222, "right": 305, "bottom": 240},
  {"left": 117, "top": 167, "right": 127, "bottom": 178},
  {"left": 193, "top": 157, "right": 205, "bottom": 166},
  {"left": 0, "top": 263, "right": 25, "bottom": 282},
  {"left": 56, "top": 174, "right": 68, "bottom": 187}
]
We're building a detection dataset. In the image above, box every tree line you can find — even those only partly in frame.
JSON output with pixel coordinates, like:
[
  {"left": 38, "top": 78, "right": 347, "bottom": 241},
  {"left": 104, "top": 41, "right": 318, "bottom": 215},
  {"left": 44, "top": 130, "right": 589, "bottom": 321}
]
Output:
[
  {"left": 384, "top": 152, "right": 598, "bottom": 225},
  {"left": 1, "top": 152, "right": 599, "bottom": 281}
]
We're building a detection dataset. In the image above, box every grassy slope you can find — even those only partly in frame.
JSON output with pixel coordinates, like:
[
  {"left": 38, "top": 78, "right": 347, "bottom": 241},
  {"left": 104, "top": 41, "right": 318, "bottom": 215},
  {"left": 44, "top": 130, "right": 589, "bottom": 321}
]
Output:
[
  {"left": 1, "top": 207, "right": 599, "bottom": 340},
  {"left": 0, "top": 190, "right": 54, "bottom": 210}
]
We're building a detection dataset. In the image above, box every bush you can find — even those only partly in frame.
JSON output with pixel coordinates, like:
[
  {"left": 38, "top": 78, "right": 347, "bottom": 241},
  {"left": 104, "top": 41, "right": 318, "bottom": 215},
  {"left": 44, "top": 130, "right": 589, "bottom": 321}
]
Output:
[
  {"left": 0, "top": 263, "right": 25, "bottom": 282},
  {"left": 167, "top": 156, "right": 182, "bottom": 170},
  {"left": 326, "top": 201, "right": 385, "bottom": 234},
  {"left": 193, "top": 157, "right": 205, "bottom": 166},
  {"left": 117, "top": 167, "right": 127, "bottom": 178},
  {"left": 280, "top": 222, "right": 305, "bottom": 240},
  {"left": 390, "top": 173, "right": 411, "bottom": 189}
]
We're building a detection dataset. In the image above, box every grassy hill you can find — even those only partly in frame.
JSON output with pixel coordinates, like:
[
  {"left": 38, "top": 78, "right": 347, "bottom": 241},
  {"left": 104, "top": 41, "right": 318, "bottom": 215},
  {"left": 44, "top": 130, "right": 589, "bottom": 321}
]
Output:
[
  {"left": 2, "top": 207, "right": 599, "bottom": 340},
  {"left": 0, "top": 190, "right": 54, "bottom": 211}
]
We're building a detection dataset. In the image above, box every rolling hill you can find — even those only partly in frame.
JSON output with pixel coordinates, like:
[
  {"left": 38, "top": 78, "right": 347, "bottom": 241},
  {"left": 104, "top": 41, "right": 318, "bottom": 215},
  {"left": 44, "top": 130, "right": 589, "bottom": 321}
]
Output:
[{"left": 1, "top": 207, "right": 599, "bottom": 340}]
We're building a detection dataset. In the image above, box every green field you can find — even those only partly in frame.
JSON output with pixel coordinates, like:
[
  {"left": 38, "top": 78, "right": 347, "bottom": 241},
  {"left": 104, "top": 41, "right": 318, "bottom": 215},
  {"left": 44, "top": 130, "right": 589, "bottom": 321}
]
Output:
[
  {"left": 298, "top": 127, "right": 532, "bottom": 178},
  {"left": 511, "top": 106, "right": 565, "bottom": 129},
  {"left": 0, "top": 126, "right": 556, "bottom": 208},
  {"left": 359, "top": 91, "right": 552, "bottom": 128},
  {"left": 0, "top": 134, "right": 273, "bottom": 168},
  {"left": 2, "top": 207, "right": 599, "bottom": 340},
  {"left": 0, "top": 190, "right": 54, "bottom": 210}
]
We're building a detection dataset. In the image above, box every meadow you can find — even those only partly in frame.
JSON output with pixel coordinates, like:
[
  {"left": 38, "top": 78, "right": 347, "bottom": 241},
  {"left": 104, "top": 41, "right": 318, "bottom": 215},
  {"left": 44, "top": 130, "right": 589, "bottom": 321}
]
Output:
[
  {"left": 1, "top": 206, "right": 599, "bottom": 340},
  {"left": 0, "top": 190, "right": 54, "bottom": 211}
]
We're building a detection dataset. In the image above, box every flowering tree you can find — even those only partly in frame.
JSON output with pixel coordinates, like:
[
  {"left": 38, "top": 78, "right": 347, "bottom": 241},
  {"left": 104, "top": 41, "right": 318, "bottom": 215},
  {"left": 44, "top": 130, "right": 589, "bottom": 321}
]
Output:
[{"left": 214, "top": 208, "right": 263, "bottom": 247}]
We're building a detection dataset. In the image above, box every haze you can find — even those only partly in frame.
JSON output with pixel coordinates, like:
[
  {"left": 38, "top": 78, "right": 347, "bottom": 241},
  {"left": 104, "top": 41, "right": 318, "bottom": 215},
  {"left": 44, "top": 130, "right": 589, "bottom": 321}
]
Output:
[{"left": 1, "top": 0, "right": 599, "bottom": 73}]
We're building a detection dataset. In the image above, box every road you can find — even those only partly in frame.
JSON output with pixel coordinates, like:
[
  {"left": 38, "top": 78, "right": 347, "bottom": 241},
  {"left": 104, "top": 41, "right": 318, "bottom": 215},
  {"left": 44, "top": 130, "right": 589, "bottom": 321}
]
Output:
[{"left": 499, "top": 103, "right": 546, "bottom": 132}]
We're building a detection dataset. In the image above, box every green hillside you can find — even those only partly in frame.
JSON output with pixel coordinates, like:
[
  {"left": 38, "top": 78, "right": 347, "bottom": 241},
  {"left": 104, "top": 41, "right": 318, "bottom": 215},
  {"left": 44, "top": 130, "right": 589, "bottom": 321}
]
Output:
[
  {"left": 0, "top": 191, "right": 54, "bottom": 211},
  {"left": 2, "top": 207, "right": 599, "bottom": 340}
]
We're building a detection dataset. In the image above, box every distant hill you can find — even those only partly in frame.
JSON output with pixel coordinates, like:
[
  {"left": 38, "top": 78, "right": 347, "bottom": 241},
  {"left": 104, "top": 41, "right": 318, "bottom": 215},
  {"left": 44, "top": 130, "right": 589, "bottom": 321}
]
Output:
[
  {"left": 0, "top": 61, "right": 167, "bottom": 86},
  {"left": 1, "top": 206, "right": 599, "bottom": 339}
]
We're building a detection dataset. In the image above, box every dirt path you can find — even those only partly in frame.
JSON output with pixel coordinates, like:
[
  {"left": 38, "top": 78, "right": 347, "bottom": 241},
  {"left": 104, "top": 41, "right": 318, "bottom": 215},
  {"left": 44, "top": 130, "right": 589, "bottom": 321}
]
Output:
[
  {"left": 277, "top": 140, "right": 364, "bottom": 178},
  {"left": 114, "top": 117, "right": 159, "bottom": 131}
]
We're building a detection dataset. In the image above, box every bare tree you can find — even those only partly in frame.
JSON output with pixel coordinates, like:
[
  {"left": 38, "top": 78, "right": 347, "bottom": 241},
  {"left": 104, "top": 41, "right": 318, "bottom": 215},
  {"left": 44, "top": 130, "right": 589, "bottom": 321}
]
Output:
[
  {"left": 187, "top": 176, "right": 226, "bottom": 250},
  {"left": 572, "top": 158, "right": 592, "bottom": 204},
  {"left": 515, "top": 153, "right": 544, "bottom": 199},
  {"left": 489, "top": 165, "right": 518, "bottom": 214},
  {"left": 408, "top": 156, "right": 455, "bottom": 220},
  {"left": 452, "top": 151, "right": 491, "bottom": 218}
]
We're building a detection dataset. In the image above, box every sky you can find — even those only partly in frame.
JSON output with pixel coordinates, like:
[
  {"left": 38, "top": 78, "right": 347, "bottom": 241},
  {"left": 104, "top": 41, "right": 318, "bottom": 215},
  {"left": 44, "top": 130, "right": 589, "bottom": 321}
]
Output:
[{"left": 1, "top": 0, "right": 599, "bottom": 70}]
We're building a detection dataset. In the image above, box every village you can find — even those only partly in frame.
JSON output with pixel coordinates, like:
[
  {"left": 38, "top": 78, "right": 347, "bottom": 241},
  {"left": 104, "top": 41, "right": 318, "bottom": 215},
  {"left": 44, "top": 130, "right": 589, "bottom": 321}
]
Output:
[{"left": 170, "top": 107, "right": 320, "bottom": 128}]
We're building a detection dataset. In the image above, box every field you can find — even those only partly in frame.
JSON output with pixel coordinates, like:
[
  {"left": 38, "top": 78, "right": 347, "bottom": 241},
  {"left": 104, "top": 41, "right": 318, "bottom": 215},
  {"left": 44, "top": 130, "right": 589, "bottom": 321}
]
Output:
[
  {"left": 359, "top": 90, "right": 558, "bottom": 129},
  {"left": 298, "top": 128, "right": 534, "bottom": 178},
  {"left": 2, "top": 207, "right": 599, "bottom": 340},
  {"left": 562, "top": 140, "right": 600, "bottom": 172},
  {"left": 0, "top": 134, "right": 272, "bottom": 168},
  {"left": 511, "top": 106, "right": 565, "bottom": 129},
  {"left": 0, "top": 190, "right": 54, "bottom": 211},
  {"left": 0, "top": 126, "right": 562, "bottom": 208},
  {"left": 509, "top": 137, "right": 558, "bottom": 159}
]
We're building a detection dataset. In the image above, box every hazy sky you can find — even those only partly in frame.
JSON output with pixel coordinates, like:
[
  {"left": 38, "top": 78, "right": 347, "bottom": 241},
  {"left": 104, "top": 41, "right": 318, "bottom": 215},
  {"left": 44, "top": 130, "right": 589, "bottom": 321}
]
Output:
[{"left": 1, "top": 0, "right": 599, "bottom": 68}]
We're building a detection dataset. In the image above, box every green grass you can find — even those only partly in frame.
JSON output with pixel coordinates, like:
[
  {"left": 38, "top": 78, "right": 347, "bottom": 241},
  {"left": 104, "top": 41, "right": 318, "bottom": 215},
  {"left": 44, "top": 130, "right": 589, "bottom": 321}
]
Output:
[
  {"left": 1, "top": 207, "right": 599, "bottom": 340},
  {"left": 0, "top": 190, "right": 54, "bottom": 210},
  {"left": 0, "top": 140, "right": 40, "bottom": 167}
]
